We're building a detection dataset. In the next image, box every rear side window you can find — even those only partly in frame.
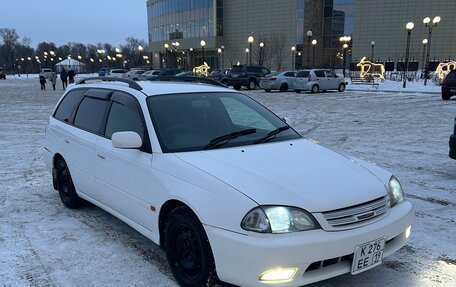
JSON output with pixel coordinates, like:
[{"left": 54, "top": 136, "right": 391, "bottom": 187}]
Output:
[
  {"left": 314, "top": 70, "right": 326, "bottom": 77},
  {"left": 53, "top": 89, "right": 87, "bottom": 123},
  {"left": 296, "top": 71, "right": 310, "bottom": 77},
  {"left": 284, "top": 72, "right": 296, "bottom": 77},
  {"left": 73, "top": 97, "right": 110, "bottom": 133},
  {"left": 261, "top": 68, "right": 270, "bottom": 74}
]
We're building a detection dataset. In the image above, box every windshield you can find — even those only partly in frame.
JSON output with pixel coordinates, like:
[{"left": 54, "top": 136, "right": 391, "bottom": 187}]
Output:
[{"left": 147, "top": 92, "right": 300, "bottom": 153}]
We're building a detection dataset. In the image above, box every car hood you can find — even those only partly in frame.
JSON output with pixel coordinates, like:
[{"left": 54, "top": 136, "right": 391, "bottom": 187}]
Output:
[{"left": 175, "top": 139, "right": 389, "bottom": 212}]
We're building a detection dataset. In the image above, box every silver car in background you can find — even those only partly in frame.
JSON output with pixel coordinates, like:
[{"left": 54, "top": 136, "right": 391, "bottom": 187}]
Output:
[
  {"left": 294, "top": 69, "right": 346, "bottom": 93},
  {"left": 140, "top": 70, "right": 161, "bottom": 80},
  {"left": 259, "top": 71, "right": 296, "bottom": 92},
  {"left": 107, "top": 69, "right": 128, "bottom": 78}
]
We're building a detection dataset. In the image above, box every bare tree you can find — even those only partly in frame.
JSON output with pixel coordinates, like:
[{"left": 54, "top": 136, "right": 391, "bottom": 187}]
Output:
[
  {"left": 0, "top": 28, "right": 20, "bottom": 70},
  {"left": 268, "top": 33, "right": 287, "bottom": 70}
]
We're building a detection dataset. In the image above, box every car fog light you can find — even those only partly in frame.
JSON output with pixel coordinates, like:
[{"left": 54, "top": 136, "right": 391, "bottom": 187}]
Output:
[
  {"left": 258, "top": 267, "right": 298, "bottom": 283},
  {"left": 405, "top": 226, "right": 411, "bottom": 239}
]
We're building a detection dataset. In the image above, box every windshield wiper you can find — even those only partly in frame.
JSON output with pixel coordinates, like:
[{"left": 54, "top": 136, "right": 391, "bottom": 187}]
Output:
[
  {"left": 204, "top": 128, "right": 257, "bottom": 150},
  {"left": 253, "top": 126, "right": 290, "bottom": 144}
]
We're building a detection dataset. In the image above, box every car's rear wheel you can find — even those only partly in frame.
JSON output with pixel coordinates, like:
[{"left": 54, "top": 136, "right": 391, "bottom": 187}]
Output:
[
  {"left": 165, "top": 207, "right": 219, "bottom": 287},
  {"left": 311, "top": 84, "right": 319, "bottom": 93},
  {"left": 221, "top": 79, "right": 228, "bottom": 86},
  {"left": 265, "top": 89, "right": 271, "bottom": 92},
  {"left": 279, "top": 83, "right": 288, "bottom": 92},
  {"left": 338, "top": 83, "right": 346, "bottom": 92},
  {"left": 56, "top": 158, "right": 82, "bottom": 209},
  {"left": 295, "top": 89, "right": 301, "bottom": 93},
  {"left": 233, "top": 84, "right": 241, "bottom": 90},
  {"left": 442, "top": 93, "right": 451, "bottom": 100},
  {"left": 248, "top": 79, "right": 256, "bottom": 90}
]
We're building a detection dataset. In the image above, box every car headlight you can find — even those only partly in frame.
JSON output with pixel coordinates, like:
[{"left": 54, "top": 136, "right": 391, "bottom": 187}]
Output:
[
  {"left": 241, "top": 206, "right": 319, "bottom": 233},
  {"left": 388, "top": 176, "right": 404, "bottom": 207}
]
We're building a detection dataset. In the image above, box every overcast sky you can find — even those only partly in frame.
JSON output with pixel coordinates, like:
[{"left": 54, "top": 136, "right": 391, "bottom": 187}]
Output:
[{"left": 0, "top": 0, "right": 148, "bottom": 47}]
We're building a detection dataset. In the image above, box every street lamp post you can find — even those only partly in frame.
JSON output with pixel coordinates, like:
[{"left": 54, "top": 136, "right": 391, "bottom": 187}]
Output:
[
  {"left": 421, "top": 39, "right": 428, "bottom": 76},
  {"left": 259, "top": 42, "right": 264, "bottom": 65},
  {"left": 200, "top": 40, "right": 206, "bottom": 64},
  {"left": 245, "top": 48, "right": 249, "bottom": 65},
  {"left": 306, "top": 30, "right": 313, "bottom": 67},
  {"left": 248, "top": 36, "right": 254, "bottom": 64},
  {"left": 217, "top": 48, "right": 222, "bottom": 68},
  {"left": 164, "top": 43, "right": 169, "bottom": 68},
  {"left": 403, "top": 22, "right": 415, "bottom": 88},
  {"left": 311, "top": 39, "right": 317, "bottom": 67},
  {"left": 220, "top": 45, "right": 225, "bottom": 68},
  {"left": 370, "top": 41, "right": 376, "bottom": 61},
  {"left": 423, "top": 16, "right": 441, "bottom": 86},
  {"left": 189, "top": 48, "right": 193, "bottom": 69},
  {"left": 339, "top": 36, "right": 351, "bottom": 77},
  {"left": 291, "top": 46, "right": 296, "bottom": 70}
]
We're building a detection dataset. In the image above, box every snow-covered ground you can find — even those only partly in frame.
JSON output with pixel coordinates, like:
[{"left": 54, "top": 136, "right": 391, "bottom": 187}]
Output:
[
  {"left": 0, "top": 78, "right": 455, "bottom": 287},
  {"left": 346, "top": 79, "right": 441, "bottom": 94}
]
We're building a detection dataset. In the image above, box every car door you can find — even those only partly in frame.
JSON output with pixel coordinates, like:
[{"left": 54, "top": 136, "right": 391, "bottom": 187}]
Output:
[
  {"left": 295, "top": 71, "right": 310, "bottom": 90},
  {"left": 66, "top": 89, "right": 112, "bottom": 199},
  {"left": 94, "top": 90, "right": 155, "bottom": 230},
  {"left": 324, "top": 70, "right": 339, "bottom": 90},
  {"left": 283, "top": 72, "right": 296, "bottom": 89},
  {"left": 313, "top": 70, "right": 327, "bottom": 90}
]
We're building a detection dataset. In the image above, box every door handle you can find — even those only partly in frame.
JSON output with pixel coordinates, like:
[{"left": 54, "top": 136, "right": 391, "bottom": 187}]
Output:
[
  {"left": 97, "top": 154, "right": 105, "bottom": 160},
  {"left": 64, "top": 139, "right": 69, "bottom": 144}
]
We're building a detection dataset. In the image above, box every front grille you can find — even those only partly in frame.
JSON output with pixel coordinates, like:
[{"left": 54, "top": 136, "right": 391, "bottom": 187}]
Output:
[
  {"left": 305, "top": 254, "right": 354, "bottom": 272},
  {"left": 322, "top": 195, "right": 390, "bottom": 229}
]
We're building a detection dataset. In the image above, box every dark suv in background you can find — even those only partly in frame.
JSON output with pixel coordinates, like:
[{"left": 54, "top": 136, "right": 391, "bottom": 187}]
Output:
[
  {"left": 441, "top": 70, "right": 456, "bottom": 100},
  {"left": 228, "top": 65, "right": 270, "bottom": 90}
]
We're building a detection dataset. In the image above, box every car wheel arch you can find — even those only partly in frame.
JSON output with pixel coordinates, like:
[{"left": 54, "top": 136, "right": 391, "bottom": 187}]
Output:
[
  {"left": 159, "top": 199, "right": 198, "bottom": 247},
  {"left": 52, "top": 153, "right": 65, "bottom": 190}
]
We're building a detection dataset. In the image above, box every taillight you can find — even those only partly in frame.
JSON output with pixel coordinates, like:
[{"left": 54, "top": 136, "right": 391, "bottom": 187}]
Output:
[{"left": 269, "top": 77, "right": 277, "bottom": 81}]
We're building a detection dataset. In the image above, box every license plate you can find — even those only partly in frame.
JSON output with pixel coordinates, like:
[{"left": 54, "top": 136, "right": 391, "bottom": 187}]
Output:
[
  {"left": 351, "top": 238, "right": 385, "bottom": 275},
  {"left": 450, "top": 89, "right": 456, "bottom": 92}
]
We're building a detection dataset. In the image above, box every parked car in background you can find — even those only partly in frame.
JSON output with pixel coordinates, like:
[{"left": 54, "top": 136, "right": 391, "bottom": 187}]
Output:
[
  {"left": 175, "top": 71, "right": 197, "bottom": 77},
  {"left": 98, "top": 68, "right": 111, "bottom": 76},
  {"left": 140, "top": 70, "right": 161, "bottom": 80},
  {"left": 0, "top": 67, "right": 5, "bottom": 79},
  {"left": 107, "top": 69, "right": 128, "bottom": 78},
  {"left": 441, "top": 70, "right": 456, "bottom": 100},
  {"left": 209, "top": 68, "right": 229, "bottom": 83},
  {"left": 295, "top": 69, "right": 346, "bottom": 93},
  {"left": 44, "top": 77, "right": 414, "bottom": 287},
  {"left": 159, "top": 68, "right": 183, "bottom": 77},
  {"left": 124, "top": 69, "right": 146, "bottom": 80},
  {"left": 39, "top": 68, "right": 53, "bottom": 79},
  {"left": 260, "top": 71, "right": 296, "bottom": 92},
  {"left": 228, "top": 64, "right": 270, "bottom": 90},
  {"left": 450, "top": 116, "right": 456, "bottom": 159}
]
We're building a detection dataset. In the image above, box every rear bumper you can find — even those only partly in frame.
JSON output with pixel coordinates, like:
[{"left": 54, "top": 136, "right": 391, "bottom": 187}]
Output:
[
  {"left": 442, "top": 86, "right": 456, "bottom": 95},
  {"left": 206, "top": 200, "right": 414, "bottom": 287},
  {"left": 450, "top": 134, "right": 456, "bottom": 159}
]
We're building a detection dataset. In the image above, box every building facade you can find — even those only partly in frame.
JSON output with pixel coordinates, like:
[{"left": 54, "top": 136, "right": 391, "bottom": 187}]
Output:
[{"left": 146, "top": 0, "right": 456, "bottom": 71}]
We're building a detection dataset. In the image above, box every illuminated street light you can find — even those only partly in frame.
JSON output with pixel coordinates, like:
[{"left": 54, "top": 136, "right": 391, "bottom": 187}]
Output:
[
  {"left": 259, "top": 42, "right": 265, "bottom": 65},
  {"left": 200, "top": 40, "right": 206, "bottom": 63},
  {"left": 423, "top": 16, "right": 441, "bottom": 85},
  {"left": 312, "top": 39, "right": 317, "bottom": 67},
  {"left": 248, "top": 36, "right": 254, "bottom": 64},
  {"left": 370, "top": 41, "right": 376, "bottom": 61},
  {"left": 306, "top": 30, "right": 313, "bottom": 67},
  {"left": 403, "top": 22, "right": 415, "bottom": 88}
]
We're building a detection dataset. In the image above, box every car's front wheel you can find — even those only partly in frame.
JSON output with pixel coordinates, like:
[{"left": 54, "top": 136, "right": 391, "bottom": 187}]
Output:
[
  {"left": 311, "top": 84, "right": 319, "bottom": 93},
  {"left": 233, "top": 84, "right": 241, "bottom": 90},
  {"left": 338, "top": 83, "right": 346, "bottom": 92},
  {"left": 279, "top": 83, "right": 288, "bottom": 92},
  {"left": 264, "top": 89, "right": 271, "bottom": 92},
  {"left": 165, "top": 207, "right": 219, "bottom": 287},
  {"left": 56, "top": 158, "right": 82, "bottom": 209},
  {"left": 248, "top": 79, "right": 256, "bottom": 90},
  {"left": 442, "top": 92, "right": 451, "bottom": 100}
]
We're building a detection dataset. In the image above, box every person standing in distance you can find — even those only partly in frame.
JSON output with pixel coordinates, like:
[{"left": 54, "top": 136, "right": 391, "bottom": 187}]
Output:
[{"left": 60, "top": 68, "right": 68, "bottom": 90}]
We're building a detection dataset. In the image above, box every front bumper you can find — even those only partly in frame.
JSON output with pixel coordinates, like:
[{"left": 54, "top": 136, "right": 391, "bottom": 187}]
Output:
[
  {"left": 450, "top": 134, "right": 456, "bottom": 159},
  {"left": 205, "top": 200, "right": 414, "bottom": 287}
]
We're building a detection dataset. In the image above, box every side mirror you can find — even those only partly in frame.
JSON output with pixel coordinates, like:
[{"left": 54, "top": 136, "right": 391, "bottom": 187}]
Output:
[{"left": 112, "top": 131, "right": 142, "bottom": 149}]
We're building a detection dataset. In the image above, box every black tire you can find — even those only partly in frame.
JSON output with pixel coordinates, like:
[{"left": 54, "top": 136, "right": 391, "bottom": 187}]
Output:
[
  {"left": 56, "top": 158, "right": 82, "bottom": 209},
  {"left": 233, "top": 84, "right": 241, "bottom": 90},
  {"left": 279, "top": 83, "right": 288, "bottom": 92},
  {"left": 133, "top": 78, "right": 138, "bottom": 81},
  {"left": 265, "top": 89, "right": 271, "bottom": 92},
  {"left": 165, "top": 207, "right": 219, "bottom": 287},
  {"left": 442, "top": 93, "right": 451, "bottom": 100},
  {"left": 338, "top": 83, "right": 346, "bottom": 92},
  {"left": 221, "top": 79, "right": 228, "bottom": 86},
  {"left": 311, "top": 84, "right": 319, "bottom": 93},
  {"left": 247, "top": 79, "right": 256, "bottom": 90},
  {"left": 295, "top": 89, "right": 301, "bottom": 93}
]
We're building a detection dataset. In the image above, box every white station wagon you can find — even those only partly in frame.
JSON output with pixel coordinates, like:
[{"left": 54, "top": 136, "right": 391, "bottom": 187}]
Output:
[{"left": 43, "top": 77, "right": 414, "bottom": 286}]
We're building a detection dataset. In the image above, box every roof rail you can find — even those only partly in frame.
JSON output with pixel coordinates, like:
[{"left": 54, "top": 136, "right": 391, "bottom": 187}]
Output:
[
  {"left": 148, "top": 76, "right": 227, "bottom": 87},
  {"left": 75, "top": 77, "right": 143, "bottom": 91}
]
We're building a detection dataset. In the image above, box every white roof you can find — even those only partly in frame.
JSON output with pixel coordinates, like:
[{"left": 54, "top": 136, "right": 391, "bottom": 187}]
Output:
[
  {"left": 55, "top": 59, "right": 86, "bottom": 66},
  {"left": 137, "top": 81, "right": 232, "bottom": 96}
]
